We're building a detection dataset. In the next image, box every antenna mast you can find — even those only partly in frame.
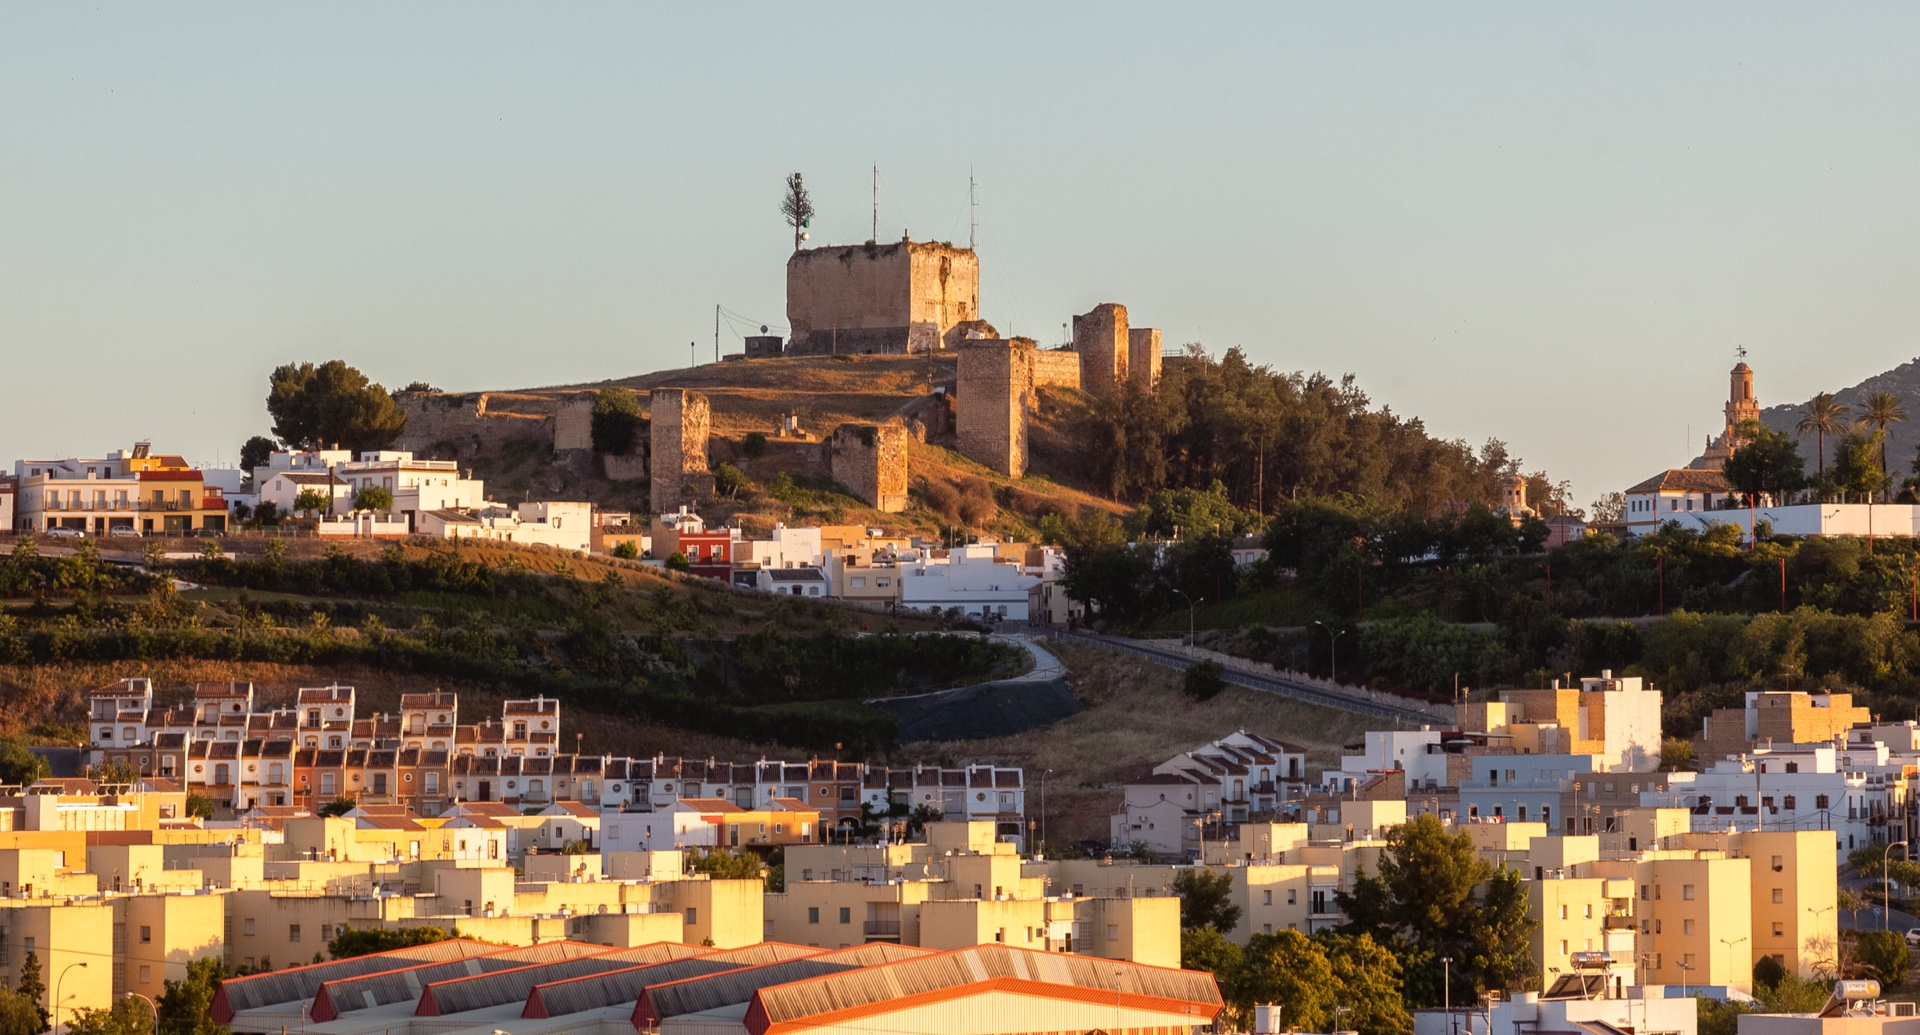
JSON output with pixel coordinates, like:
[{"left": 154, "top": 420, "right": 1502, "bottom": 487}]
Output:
[
  {"left": 871, "top": 164, "right": 879, "bottom": 242},
  {"left": 715, "top": 304, "right": 721, "bottom": 363},
  {"left": 969, "top": 169, "right": 977, "bottom": 251}
]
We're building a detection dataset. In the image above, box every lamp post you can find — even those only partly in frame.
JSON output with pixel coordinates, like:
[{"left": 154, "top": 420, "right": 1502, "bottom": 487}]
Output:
[
  {"left": 1441, "top": 957, "right": 1453, "bottom": 1035},
  {"left": 54, "top": 961, "right": 87, "bottom": 1035},
  {"left": 1312, "top": 620, "right": 1348, "bottom": 683},
  {"left": 1171, "top": 589, "right": 1202, "bottom": 647},
  {"left": 1884, "top": 840, "right": 1910, "bottom": 931},
  {"left": 1675, "top": 959, "right": 1693, "bottom": 997},
  {"left": 1718, "top": 935, "right": 1748, "bottom": 989}
]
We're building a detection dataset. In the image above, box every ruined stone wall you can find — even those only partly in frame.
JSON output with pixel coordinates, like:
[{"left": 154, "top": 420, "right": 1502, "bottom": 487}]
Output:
[
  {"left": 786, "top": 240, "right": 978, "bottom": 355},
  {"left": 649, "top": 389, "right": 711, "bottom": 514},
  {"left": 395, "top": 392, "right": 582, "bottom": 459},
  {"left": 1127, "top": 328, "right": 1162, "bottom": 391},
  {"left": 956, "top": 339, "right": 1034, "bottom": 477},
  {"left": 829, "top": 422, "right": 910, "bottom": 513},
  {"left": 1030, "top": 349, "right": 1083, "bottom": 391},
  {"left": 1072, "top": 303, "right": 1129, "bottom": 396}
]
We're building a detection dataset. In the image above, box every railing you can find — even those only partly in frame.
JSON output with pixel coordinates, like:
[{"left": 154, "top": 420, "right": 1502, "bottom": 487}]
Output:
[
  {"left": 1604, "top": 915, "right": 1636, "bottom": 930},
  {"left": 863, "top": 920, "right": 901, "bottom": 936}
]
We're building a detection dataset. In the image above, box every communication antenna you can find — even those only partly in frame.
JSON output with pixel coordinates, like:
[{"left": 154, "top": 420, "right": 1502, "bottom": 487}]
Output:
[
  {"left": 872, "top": 164, "right": 879, "bottom": 243},
  {"left": 969, "top": 169, "right": 977, "bottom": 251}
]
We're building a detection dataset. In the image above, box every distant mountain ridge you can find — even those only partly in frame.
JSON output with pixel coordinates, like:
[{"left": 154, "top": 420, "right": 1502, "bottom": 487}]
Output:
[{"left": 1757, "top": 357, "right": 1920, "bottom": 476}]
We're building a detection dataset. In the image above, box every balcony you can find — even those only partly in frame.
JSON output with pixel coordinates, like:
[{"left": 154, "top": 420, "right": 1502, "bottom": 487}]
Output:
[
  {"left": 863, "top": 920, "right": 901, "bottom": 936},
  {"left": 1604, "top": 915, "right": 1636, "bottom": 930}
]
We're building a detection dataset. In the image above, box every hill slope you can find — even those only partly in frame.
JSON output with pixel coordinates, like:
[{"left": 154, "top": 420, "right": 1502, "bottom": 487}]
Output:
[{"left": 1759, "top": 356, "right": 1920, "bottom": 475}]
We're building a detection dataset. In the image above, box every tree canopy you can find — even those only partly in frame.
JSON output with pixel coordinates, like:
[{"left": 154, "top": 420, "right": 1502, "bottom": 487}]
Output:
[
  {"left": 327, "top": 924, "right": 453, "bottom": 960},
  {"left": 1724, "top": 421, "right": 1808, "bottom": 507},
  {"left": 590, "top": 387, "right": 644, "bottom": 454},
  {"left": 0, "top": 738, "right": 49, "bottom": 787},
  {"left": 1172, "top": 868, "right": 1241, "bottom": 933},
  {"left": 238, "top": 435, "right": 277, "bottom": 475},
  {"left": 1335, "top": 813, "right": 1536, "bottom": 1003},
  {"left": 686, "top": 848, "right": 766, "bottom": 881},
  {"left": 266, "top": 360, "right": 408, "bottom": 453}
]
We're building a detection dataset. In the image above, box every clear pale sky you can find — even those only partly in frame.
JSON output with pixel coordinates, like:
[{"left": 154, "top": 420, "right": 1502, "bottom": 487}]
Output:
[{"left": 5, "top": 4, "right": 1920, "bottom": 509}]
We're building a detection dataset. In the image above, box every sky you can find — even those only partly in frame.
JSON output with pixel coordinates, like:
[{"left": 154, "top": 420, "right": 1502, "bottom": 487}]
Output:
[{"left": 5, "top": 4, "right": 1920, "bottom": 509}]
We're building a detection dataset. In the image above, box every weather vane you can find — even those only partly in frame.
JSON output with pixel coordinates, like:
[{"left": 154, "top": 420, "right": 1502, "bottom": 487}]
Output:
[{"left": 1736, "top": 344, "right": 1748, "bottom": 360}]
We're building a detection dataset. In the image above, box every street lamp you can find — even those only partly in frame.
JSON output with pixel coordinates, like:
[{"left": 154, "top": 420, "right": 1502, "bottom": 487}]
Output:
[
  {"left": 54, "top": 962, "right": 86, "bottom": 1035},
  {"left": 1311, "top": 620, "right": 1348, "bottom": 683},
  {"left": 1718, "top": 935, "right": 1748, "bottom": 988},
  {"left": 1886, "top": 840, "right": 1910, "bottom": 931},
  {"left": 1675, "top": 959, "right": 1693, "bottom": 997},
  {"left": 1170, "top": 589, "right": 1202, "bottom": 647},
  {"left": 1441, "top": 957, "right": 1453, "bottom": 1035}
]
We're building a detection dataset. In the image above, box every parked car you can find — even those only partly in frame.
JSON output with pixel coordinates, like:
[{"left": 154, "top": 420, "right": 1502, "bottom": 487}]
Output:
[
  {"left": 107, "top": 526, "right": 142, "bottom": 538},
  {"left": 191, "top": 528, "right": 225, "bottom": 538},
  {"left": 43, "top": 527, "right": 83, "bottom": 538},
  {"left": 1905, "top": 927, "right": 1920, "bottom": 947}
]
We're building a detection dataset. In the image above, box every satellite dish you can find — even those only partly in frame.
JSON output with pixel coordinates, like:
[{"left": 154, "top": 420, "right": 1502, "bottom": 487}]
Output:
[{"left": 760, "top": 326, "right": 769, "bottom": 333}]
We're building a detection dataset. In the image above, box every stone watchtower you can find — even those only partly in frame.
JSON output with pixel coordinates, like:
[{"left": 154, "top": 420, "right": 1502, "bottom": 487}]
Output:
[
  {"left": 829, "top": 422, "right": 910, "bottom": 512},
  {"left": 1073, "top": 303, "right": 1129, "bottom": 396},
  {"left": 957, "top": 338, "right": 1036, "bottom": 477},
  {"left": 784, "top": 237, "right": 980, "bottom": 355},
  {"left": 649, "top": 389, "right": 712, "bottom": 514}
]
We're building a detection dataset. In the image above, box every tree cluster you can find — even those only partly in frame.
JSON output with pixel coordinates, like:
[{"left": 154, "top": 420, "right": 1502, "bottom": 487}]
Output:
[{"left": 1072, "top": 346, "right": 1555, "bottom": 517}]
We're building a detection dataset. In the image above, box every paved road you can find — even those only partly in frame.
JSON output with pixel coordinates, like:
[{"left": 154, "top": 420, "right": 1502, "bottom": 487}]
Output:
[
  {"left": 1053, "top": 629, "right": 1446, "bottom": 725},
  {"left": 1842, "top": 904, "right": 1920, "bottom": 933}
]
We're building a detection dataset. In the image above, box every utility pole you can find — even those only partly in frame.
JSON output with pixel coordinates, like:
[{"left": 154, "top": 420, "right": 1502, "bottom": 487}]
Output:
[
  {"left": 872, "top": 164, "right": 879, "bottom": 242},
  {"left": 715, "top": 304, "right": 720, "bottom": 363}
]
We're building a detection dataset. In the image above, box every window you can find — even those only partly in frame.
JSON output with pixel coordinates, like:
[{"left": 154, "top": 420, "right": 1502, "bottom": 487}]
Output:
[
  {"left": 1773, "top": 922, "right": 1784, "bottom": 936},
  {"left": 1772, "top": 888, "right": 1784, "bottom": 904},
  {"left": 1683, "top": 920, "right": 1695, "bottom": 935},
  {"left": 1107, "top": 924, "right": 1120, "bottom": 940},
  {"left": 1262, "top": 890, "right": 1272, "bottom": 905},
  {"left": 289, "top": 924, "right": 301, "bottom": 942},
  {"left": 684, "top": 907, "right": 698, "bottom": 925},
  {"left": 808, "top": 908, "right": 820, "bottom": 924},
  {"left": 139, "top": 926, "right": 151, "bottom": 944},
  {"left": 425, "top": 772, "right": 440, "bottom": 793},
  {"left": 243, "top": 919, "right": 255, "bottom": 936},
  {"left": 839, "top": 907, "right": 851, "bottom": 924},
  {"left": 1559, "top": 905, "right": 1567, "bottom": 919},
  {"left": 138, "top": 965, "right": 150, "bottom": 985},
  {"left": 1816, "top": 795, "right": 1830, "bottom": 809},
  {"left": 1682, "top": 884, "right": 1696, "bottom": 900},
  {"left": 322, "top": 925, "right": 334, "bottom": 940},
  {"left": 1286, "top": 890, "right": 1296, "bottom": 904}
]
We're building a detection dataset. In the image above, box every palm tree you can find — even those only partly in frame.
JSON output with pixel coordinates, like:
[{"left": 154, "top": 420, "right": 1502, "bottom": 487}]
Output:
[
  {"left": 1862, "top": 390, "right": 1910, "bottom": 501},
  {"left": 1795, "top": 392, "right": 1850, "bottom": 498}
]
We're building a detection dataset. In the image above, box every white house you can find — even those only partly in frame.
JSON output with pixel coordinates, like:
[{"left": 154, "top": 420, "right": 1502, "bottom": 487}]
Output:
[
  {"left": 256, "top": 471, "right": 351, "bottom": 515},
  {"left": 742, "top": 524, "right": 824, "bottom": 569},
  {"left": 1649, "top": 747, "right": 1877, "bottom": 859},
  {"left": 1320, "top": 728, "right": 1451, "bottom": 793},
  {"left": 1624, "top": 469, "right": 1737, "bottom": 536},
  {"left": 898, "top": 544, "right": 1041, "bottom": 621},
  {"left": 417, "top": 500, "right": 593, "bottom": 552},
  {"left": 533, "top": 800, "right": 602, "bottom": 850},
  {"left": 598, "top": 799, "right": 742, "bottom": 852},
  {"left": 757, "top": 567, "right": 829, "bottom": 597},
  {"left": 1638, "top": 502, "right": 1920, "bottom": 542}
]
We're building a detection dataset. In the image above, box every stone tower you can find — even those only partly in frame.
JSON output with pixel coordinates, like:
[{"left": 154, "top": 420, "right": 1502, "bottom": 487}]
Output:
[
  {"left": 1127, "top": 327, "right": 1162, "bottom": 391},
  {"left": 785, "top": 239, "right": 981, "bottom": 355},
  {"left": 1072, "top": 303, "right": 1129, "bottom": 397},
  {"left": 957, "top": 338, "right": 1035, "bottom": 477},
  {"left": 829, "top": 421, "right": 910, "bottom": 513},
  {"left": 649, "top": 389, "right": 712, "bottom": 514}
]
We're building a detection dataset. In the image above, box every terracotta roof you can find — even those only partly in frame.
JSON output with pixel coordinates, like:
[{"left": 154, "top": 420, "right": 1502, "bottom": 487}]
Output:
[{"left": 1626, "top": 468, "right": 1734, "bottom": 495}]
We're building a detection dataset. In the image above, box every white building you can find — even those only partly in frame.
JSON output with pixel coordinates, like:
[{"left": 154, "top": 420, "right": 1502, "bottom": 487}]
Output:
[
  {"left": 742, "top": 524, "right": 824, "bottom": 569},
  {"left": 1625, "top": 469, "right": 1737, "bottom": 536},
  {"left": 898, "top": 544, "right": 1042, "bottom": 621},
  {"left": 1650, "top": 747, "right": 1879, "bottom": 859},
  {"left": 418, "top": 501, "right": 592, "bottom": 552},
  {"left": 1320, "top": 728, "right": 1451, "bottom": 793},
  {"left": 1638, "top": 502, "right": 1920, "bottom": 542},
  {"left": 256, "top": 471, "right": 350, "bottom": 515},
  {"left": 757, "top": 567, "right": 829, "bottom": 597}
]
